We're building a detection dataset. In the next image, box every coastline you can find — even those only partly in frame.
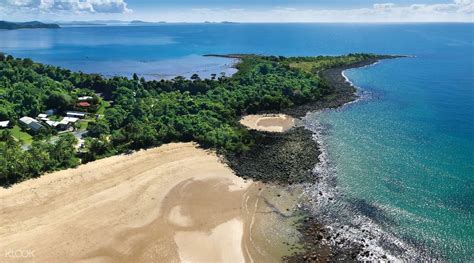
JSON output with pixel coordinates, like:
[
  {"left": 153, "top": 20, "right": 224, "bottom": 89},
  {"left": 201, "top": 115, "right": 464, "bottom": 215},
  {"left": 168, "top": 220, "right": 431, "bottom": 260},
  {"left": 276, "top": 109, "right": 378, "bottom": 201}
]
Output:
[
  {"left": 226, "top": 55, "right": 405, "bottom": 261},
  {"left": 225, "top": 57, "right": 396, "bottom": 185}
]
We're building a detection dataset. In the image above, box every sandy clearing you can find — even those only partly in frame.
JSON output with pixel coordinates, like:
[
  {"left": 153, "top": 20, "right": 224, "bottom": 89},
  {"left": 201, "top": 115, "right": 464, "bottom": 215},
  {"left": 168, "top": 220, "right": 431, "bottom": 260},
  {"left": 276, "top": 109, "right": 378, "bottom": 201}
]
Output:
[
  {"left": 240, "top": 114, "right": 295, "bottom": 133},
  {"left": 0, "top": 142, "right": 300, "bottom": 262}
]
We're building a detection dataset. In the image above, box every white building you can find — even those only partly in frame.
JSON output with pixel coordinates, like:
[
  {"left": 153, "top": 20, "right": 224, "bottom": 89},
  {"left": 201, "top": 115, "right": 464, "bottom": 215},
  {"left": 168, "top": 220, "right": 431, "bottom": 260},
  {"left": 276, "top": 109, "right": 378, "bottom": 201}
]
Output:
[
  {"left": 45, "top": 120, "right": 60, "bottom": 128},
  {"left": 55, "top": 117, "right": 79, "bottom": 130},
  {"left": 0, "top": 121, "right": 9, "bottom": 128},
  {"left": 78, "top": 96, "right": 93, "bottom": 101},
  {"left": 66, "top": 111, "right": 87, "bottom": 119},
  {"left": 37, "top": 113, "right": 49, "bottom": 122},
  {"left": 61, "top": 117, "right": 79, "bottom": 124}
]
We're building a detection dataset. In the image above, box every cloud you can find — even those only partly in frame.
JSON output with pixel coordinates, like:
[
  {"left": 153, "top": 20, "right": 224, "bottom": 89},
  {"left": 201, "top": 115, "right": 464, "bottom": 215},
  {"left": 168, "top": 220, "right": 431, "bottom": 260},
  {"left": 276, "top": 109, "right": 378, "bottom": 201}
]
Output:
[
  {"left": 1, "top": 0, "right": 473, "bottom": 21},
  {"left": 169, "top": 0, "right": 473, "bottom": 22},
  {"left": 3, "top": 0, "right": 131, "bottom": 14}
]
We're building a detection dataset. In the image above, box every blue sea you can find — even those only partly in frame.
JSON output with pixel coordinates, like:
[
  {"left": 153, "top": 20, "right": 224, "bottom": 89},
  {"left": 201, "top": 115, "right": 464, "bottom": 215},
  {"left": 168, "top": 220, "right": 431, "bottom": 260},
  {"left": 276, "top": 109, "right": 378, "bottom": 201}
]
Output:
[{"left": 1, "top": 23, "right": 472, "bottom": 261}]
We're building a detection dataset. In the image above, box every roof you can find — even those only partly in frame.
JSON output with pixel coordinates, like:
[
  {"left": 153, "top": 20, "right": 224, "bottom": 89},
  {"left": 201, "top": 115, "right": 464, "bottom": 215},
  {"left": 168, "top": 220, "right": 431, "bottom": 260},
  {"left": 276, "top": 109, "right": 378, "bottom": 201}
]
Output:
[
  {"left": 19, "top": 117, "right": 43, "bottom": 131},
  {"left": 67, "top": 111, "right": 87, "bottom": 117},
  {"left": 38, "top": 114, "right": 48, "bottom": 118},
  {"left": 78, "top": 96, "right": 93, "bottom": 101},
  {"left": 0, "top": 121, "right": 9, "bottom": 128},
  {"left": 62, "top": 117, "right": 79, "bottom": 123},
  {"left": 77, "top": 102, "right": 91, "bottom": 107},
  {"left": 46, "top": 120, "right": 60, "bottom": 127},
  {"left": 59, "top": 119, "right": 70, "bottom": 125},
  {"left": 66, "top": 111, "right": 87, "bottom": 118},
  {"left": 19, "top": 116, "right": 37, "bottom": 125}
]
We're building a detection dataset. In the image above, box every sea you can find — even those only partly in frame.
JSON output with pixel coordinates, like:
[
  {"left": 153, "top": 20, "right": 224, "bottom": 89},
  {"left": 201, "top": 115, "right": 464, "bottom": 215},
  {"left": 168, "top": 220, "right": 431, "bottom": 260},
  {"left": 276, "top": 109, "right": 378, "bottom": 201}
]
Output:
[{"left": 0, "top": 23, "right": 472, "bottom": 261}]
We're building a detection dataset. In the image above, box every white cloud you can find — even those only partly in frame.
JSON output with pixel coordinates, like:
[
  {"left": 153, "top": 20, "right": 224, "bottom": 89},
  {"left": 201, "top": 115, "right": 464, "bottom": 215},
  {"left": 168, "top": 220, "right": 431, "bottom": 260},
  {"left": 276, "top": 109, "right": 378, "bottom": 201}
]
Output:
[
  {"left": 1, "top": 0, "right": 473, "bottom": 22},
  {"left": 165, "top": 0, "right": 473, "bottom": 22},
  {"left": 3, "top": 0, "right": 131, "bottom": 14}
]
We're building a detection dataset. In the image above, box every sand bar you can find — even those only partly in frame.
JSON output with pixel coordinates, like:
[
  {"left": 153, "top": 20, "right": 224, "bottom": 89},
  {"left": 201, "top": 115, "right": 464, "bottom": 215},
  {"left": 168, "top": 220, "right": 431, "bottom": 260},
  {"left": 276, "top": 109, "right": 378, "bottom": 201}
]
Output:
[
  {"left": 240, "top": 114, "right": 295, "bottom": 133},
  {"left": 0, "top": 142, "right": 300, "bottom": 262}
]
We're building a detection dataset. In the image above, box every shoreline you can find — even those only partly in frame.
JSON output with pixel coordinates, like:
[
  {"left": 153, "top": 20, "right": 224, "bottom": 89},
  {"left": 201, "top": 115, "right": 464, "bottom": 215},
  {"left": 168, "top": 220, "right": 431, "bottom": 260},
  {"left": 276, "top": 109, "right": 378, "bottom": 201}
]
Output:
[
  {"left": 226, "top": 55, "right": 406, "bottom": 261},
  {"left": 287, "top": 56, "right": 418, "bottom": 261}
]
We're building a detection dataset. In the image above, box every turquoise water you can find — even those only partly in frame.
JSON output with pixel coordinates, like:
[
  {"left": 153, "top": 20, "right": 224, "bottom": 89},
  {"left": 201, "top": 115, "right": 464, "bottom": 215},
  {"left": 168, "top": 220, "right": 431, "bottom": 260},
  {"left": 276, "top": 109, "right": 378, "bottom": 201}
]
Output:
[
  {"left": 307, "top": 55, "right": 473, "bottom": 260},
  {"left": 0, "top": 23, "right": 472, "bottom": 261}
]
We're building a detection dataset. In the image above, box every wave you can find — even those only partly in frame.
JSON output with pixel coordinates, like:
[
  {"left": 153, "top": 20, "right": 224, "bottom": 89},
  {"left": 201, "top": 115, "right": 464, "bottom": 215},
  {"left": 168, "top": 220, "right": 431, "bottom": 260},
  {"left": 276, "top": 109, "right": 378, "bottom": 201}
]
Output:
[{"left": 301, "top": 71, "right": 435, "bottom": 262}]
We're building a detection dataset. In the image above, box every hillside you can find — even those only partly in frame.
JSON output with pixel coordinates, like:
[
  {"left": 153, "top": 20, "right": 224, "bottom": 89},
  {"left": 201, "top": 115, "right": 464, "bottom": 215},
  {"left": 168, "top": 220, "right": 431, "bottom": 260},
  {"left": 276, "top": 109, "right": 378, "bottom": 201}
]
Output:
[{"left": 0, "top": 21, "right": 60, "bottom": 30}]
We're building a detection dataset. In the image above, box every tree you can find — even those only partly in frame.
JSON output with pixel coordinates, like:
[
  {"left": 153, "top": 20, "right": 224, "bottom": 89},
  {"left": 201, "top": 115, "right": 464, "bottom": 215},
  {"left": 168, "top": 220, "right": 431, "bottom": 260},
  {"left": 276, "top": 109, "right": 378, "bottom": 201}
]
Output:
[
  {"left": 87, "top": 119, "right": 110, "bottom": 138},
  {"left": 0, "top": 137, "right": 28, "bottom": 186},
  {"left": 50, "top": 133, "right": 79, "bottom": 168},
  {"left": 82, "top": 137, "right": 111, "bottom": 163},
  {"left": 26, "top": 141, "right": 53, "bottom": 176},
  {"left": 45, "top": 91, "right": 73, "bottom": 112}
]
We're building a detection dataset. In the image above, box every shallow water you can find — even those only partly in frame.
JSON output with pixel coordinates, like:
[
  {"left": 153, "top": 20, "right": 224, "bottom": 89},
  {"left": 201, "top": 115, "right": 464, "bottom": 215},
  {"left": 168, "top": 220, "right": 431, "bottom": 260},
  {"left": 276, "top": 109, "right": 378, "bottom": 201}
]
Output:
[{"left": 1, "top": 23, "right": 472, "bottom": 261}]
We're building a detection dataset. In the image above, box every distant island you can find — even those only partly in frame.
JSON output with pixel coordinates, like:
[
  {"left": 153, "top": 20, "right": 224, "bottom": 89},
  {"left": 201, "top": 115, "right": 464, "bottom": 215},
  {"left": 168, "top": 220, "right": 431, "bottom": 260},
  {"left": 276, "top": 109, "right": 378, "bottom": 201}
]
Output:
[
  {"left": 0, "top": 21, "right": 60, "bottom": 30},
  {"left": 130, "top": 20, "right": 155, "bottom": 24}
]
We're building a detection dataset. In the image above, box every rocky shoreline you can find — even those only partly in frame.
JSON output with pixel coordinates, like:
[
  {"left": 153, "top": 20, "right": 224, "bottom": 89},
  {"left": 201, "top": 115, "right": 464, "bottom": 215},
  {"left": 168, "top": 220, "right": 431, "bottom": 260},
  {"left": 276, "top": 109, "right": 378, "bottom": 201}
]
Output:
[
  {"left": 224, "top": 57, "right": 392, "bottom": 184},
  {"left": 224, "top": 56, "right": 401, "bottom": 262}
]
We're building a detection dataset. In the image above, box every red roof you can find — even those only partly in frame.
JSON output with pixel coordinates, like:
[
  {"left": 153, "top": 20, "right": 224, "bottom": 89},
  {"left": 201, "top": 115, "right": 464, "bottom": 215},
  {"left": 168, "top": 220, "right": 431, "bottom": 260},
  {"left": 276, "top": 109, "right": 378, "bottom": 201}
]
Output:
[{"left": 77, "top": 102, "right": 91, "bottom": 107}]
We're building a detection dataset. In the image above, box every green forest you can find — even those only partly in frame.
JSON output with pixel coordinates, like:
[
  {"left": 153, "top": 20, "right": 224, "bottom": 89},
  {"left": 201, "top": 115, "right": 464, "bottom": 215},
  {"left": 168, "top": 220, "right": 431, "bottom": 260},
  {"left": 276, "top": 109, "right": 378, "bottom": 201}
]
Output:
[{"left": 0, "top": 53, "right": 380, "bottom": 186}]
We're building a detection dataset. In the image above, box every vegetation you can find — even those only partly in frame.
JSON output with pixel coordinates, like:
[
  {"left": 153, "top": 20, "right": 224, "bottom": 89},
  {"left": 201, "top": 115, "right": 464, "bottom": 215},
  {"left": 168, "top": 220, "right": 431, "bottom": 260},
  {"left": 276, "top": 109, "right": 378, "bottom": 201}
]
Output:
[
  {"left": 287, "top": 54, "right": 373, "bottom": 74},
  {"left": 0, "top": 53, "right": 381, "bottom": 186},
  {"left": 0, "top": 21, "right": 60, "bottom": 30}
]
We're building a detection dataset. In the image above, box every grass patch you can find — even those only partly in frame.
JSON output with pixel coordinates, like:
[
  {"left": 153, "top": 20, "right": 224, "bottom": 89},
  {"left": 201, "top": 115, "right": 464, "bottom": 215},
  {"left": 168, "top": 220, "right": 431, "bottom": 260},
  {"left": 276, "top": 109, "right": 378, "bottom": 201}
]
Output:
[
  {"left": 8, "top": 125, "right": 33, "bottom": 145},
  {"left": 288, "top": 56, "right": 364, "bottom": 74},
  {"left": 289, "top": 62, "right": 315, "bottom": 73},
  {"left": 96, "top": 100, "right": 110, "bottom": 116},
  {"left": 77, "top": 120, "right": 89, "bottom": 131}
]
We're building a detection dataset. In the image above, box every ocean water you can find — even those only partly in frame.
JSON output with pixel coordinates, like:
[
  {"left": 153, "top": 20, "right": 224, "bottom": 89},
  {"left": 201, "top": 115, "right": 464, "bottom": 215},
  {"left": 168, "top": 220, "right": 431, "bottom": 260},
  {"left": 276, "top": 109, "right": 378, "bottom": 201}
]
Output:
[{"left": 0, "top": 23, "right": 472, "bottom": 261}]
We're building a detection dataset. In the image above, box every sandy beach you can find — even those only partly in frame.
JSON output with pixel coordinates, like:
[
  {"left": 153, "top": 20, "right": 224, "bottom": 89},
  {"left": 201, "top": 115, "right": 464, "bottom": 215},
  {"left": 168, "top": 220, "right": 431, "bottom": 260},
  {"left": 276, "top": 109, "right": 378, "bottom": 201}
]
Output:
[
  {"left": 0, "top": 142, "right": 300, "bottom": 262},
  {"left": 240, "top": 114, "right": 295, "bottom": 133}
]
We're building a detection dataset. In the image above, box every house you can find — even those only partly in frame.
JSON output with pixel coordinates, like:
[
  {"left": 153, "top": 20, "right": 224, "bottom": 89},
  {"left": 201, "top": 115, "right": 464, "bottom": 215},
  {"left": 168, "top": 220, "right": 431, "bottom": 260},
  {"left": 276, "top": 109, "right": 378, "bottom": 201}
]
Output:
[
  {"left": 56, "top": 117, "right": 79, "bottom": 130},
  {"left": 62, "top": 117, "right": 79, "bottom": 123},
  {"left": 19, "top": 117, "right": 44, "bottom": 132},
  {"left": 37, "top": 114, "right": 49, "bottom": 122},
  {"left": 45, "top": 120, "right": 60, "bottom": 128},
  {"left": 0, "top": 121, "right": 10, "bottom": 129},
  {"left": 77, "top": 102, "right": 91, "bottom": 108},
  {"left": 78, "top": 96, "right": 93, "bottom": 101},
  {"left": 66, "top": 111, "right": 87, "bottom": 119}
]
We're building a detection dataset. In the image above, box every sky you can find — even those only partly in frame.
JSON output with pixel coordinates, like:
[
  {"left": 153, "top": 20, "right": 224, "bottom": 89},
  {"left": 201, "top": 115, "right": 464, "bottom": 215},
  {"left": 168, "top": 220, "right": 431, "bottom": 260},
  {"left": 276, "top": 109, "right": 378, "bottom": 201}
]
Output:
[{"left": 0, "top": 0, "right": 473, "bottom": 22}]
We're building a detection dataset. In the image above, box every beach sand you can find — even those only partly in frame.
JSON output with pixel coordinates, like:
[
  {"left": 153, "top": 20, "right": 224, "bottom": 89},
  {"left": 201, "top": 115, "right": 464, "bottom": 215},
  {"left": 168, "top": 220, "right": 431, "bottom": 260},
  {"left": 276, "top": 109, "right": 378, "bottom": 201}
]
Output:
[
  {"left": 0, "top": 142, "right": 300, "bottom": 262},
  {"left": 240, "top": 114, "right": 295, "bottom": 133}
]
